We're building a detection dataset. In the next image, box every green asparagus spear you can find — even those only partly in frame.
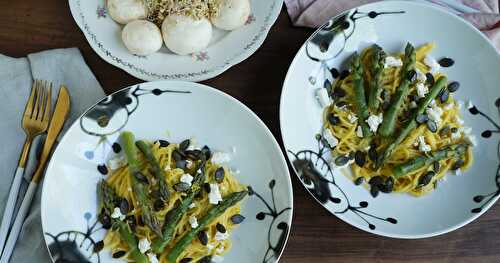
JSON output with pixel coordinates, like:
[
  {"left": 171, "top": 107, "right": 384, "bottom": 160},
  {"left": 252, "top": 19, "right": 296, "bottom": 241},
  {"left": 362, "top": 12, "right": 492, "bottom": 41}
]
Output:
[
  {"left": 376, "top": 76, "right": 448, "bottom": 168},
  {"left": 368, "top": 45, "right": 386, "bottom": 112},
  {"left": 151, "top": 162, "right": 207, "bottom": 253},
  {"left": 121, "top": 131, "right": 162, "bottom": 238},
  {"left": 351, "top": 52, "right": 372, "bottom": 137},
  {"left": 393, "top": 143, "right": 468, "bottom": 177},
  {"left": 165, "top": 191, "right": 248, "bottom": 263},
  {"left": 136, "top": 140, "right": 170, "bottom": 202},
  {"left": 379, "top": 43, "right": 416, "bottom": 137},
  {"left": 97, "top": 180, "right": 148, "bottom": 263}
]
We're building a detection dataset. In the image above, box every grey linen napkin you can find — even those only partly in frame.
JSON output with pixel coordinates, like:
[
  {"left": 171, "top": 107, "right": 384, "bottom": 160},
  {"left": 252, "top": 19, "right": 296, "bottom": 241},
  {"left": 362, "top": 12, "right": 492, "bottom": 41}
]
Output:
[{"left": 0, "top": 48, "right": 105, "bottom": 262}]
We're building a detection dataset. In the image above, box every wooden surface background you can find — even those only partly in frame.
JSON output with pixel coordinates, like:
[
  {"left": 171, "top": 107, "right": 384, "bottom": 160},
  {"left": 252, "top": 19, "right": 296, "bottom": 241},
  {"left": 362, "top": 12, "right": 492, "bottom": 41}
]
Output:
[{"left": 1, "top": 1, "right": 499, "bottom": 262}]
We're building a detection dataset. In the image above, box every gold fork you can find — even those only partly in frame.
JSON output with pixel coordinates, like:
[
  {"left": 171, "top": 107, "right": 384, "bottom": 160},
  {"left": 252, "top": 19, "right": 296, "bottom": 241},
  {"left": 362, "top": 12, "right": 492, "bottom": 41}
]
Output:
[{"left": 0, "top": 80, "right": 52, "bottom": 252}]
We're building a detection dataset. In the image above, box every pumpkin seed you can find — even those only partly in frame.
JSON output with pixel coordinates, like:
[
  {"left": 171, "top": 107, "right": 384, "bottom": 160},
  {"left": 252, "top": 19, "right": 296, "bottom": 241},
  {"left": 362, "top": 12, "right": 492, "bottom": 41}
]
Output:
[
  {"left": 327, "top": 113, "right": 340, "bottom": 125},
  {"left": 126, "top": 216, "right": 137, "bottom": 232},
  {"left": 335, "top": 100, "right": 348, "bottom": 108},
  {"left": 99, "top": 214, "right": 112, "bottom": 229},
  {"left": 439, "top": 125, "right": 450, "bottom": 137},
  {"left": 230, "top": 214, "right": 245, "bottom": 224},
  {"left": 112, "top": 251, "right": 126, "bottom": 258},
  {"left": 94, "top": 240, "right": 104, "bottom": 253},
  {"left": 198, "top": 231, "right": 208, "bottom": 245},
  {"left": 154, "top": 199, "right": 165, "bottom": 211},
  {"left": 439, "top": 89, "right": 449, "bottom": 103},
  {"left": 426, "top": 120, "right": 438, "bottom": 133},
  {"left": 216, "top": 223, "right": 227, "bottom": 233},
  {"left": 333, "top": 87, "right": 346, "bottom": 98},
  {"left": 158, "top": 140, "right": 169, "bottom": 148},
  {"left": 204, "top": 183, "right": 211, "bottom": 193},
  {"left": 368, "top": 146, "right": 378, "bottom": 162},
  {"left": 425, "top": 73, "right": 435, "bottom": 86},
  {"left": 452, "top": 159, "right": 465, "bottom": 170},
  {"left": 406, "top": 69, "right": 417, "bottom": 82},
  {"left": 370, "top": 185, "right": 380, "bottom": 198},
  {"left": 180, "top": 258, "right": 193, "bottom": 263},
  {"left": 380, "top": 177, "right": 394, "bottom": 193},
  {"left": 438, "top": 57, "right": 454, "bottom": 67},
  {"left": 214, "top": 167, "right": 225, "bottom": 183},
  {"left": 354, "top": 151, "right": 366, "bottom": 167},
  {"left": 176, "top": 160, "right": 187, "bottom": 169},
  {"left": 339, "top": 70, "right": 350, "bottom": 80},
  {"left": 112, "top": 143, "right": 122, "bottom": 153},
  {"left": 354, "top": 177, "right": 364, "bottom": 185},
  {"left": 174, "top": 182, "right": 191, "bottom": 192},
  {"left": 418, "top": 171, "right": 435, "bottom": 186},
  {"left": 369, "top": 176, "right": 384, "bottom": 186},
  {"left": 185, "top": 150, "right": 202, "bottom": 160},
  {"left": 97, "top": 164, "right": 108, "bottom": 175},
  {"left": 119, "top": 199, "right": 129, "bottom": 214},
  {"left": 330, "top": 68, "right": 340, "bottom": 79},
  {"left": 335, "top": 155, "right": 350, "bottom": 166},
  {"left": 447, "top": 81, "right": 460, "bottom": 92},
  {"left": 134, "top": 171, "right": 149, "bottom": 184},
  {"left": 201, "top": 146, "right": 212, "bottom": 160},
  {"left": 433, "top": 161, "right": 440, "bottom": 173},
  {"left": 172, "top": 149, "right": 184, "bottom": 162},
  {"left": 179, "top": 139, "right": 190, "bottom": 151},
  {"left": 199, "top": 256, "right": 212, "bottom": 263},
  {"left": 416, "top": 114, "right": 429, "bottom": 124},
  {"left": 450, "top": 127, "right": 458, "bottom": 133}
]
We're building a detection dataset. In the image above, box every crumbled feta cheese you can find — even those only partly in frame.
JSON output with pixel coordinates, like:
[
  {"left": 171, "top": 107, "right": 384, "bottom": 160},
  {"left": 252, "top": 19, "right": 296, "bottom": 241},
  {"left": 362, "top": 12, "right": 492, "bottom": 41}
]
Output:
[
  {"left": 216, "top": 245, "right": 225, "bottom": 254},
  {"left": 426, "top": 105, "right": 443, "bottom": 125},
  {"left": 211, "top": 152, "right": 231, "bottom": 165},
  {"left": 363, "top": 146, "right": 371, "bottom": 151},
  {"left": 209, "top": 184, "right": 223, "bottom": 204},
  {"left": 215, "top": 231, "right": 230, "bottom": 241},
  {"left": 455, "top": 116, "right": 464, "bottom": 125},
  {"left": 366, "top": 113, "right": 383, "bottom": 133},
  {"left": 384, "top": 56, "right": 403, "bottom": 68},
  {"left": 164, "top": 165, "right": 171, "bottom": 171},
  {"left": 356, "top": 125, "right": 363, "bottom": 138},
  {"left": 409, "top": 101, "right": 418, "bottom": 109},
  {"left": 418, "top": 136, "right": 432, "bottom": 152},
  {"left": 323, "top": 129, "right": 339, "bottom": 148},
  {"left": 451, "top": 130, "right": 462, "bottom": 140},
  {"left": 416, "top": 69, "right": 427, "bottom": 82},
  {"left": 315, "top": 88, "right": 331, "bottom": 108},
  {"left": 207, "top": 243, "right": 215, "bottom": 251},
  {"left": 444, "top": 103, "right": 454, "bottom": 111},
  {"left": 416, "top": 83, "right": 428, "bottom": 98},
  {"left": 466, "top": 134, "right": 477, "bottom": 146},
  {"left": 413, "top": 140, "right": 419, "bottom": 147},
  {"left": 347, "top": 113, "right": 358, "bottom": 124},
  {"left": 111, "top": 207, "right": 126, "bottom": 221},
  {"left": 188, "top": 203, "right": 196, "bottom": 209},
  {"left": 180, "top": 173, "right": 194, "bottom": 186},
  {"left": 107, "top": 155, "right": 126, "bottom": 170},
  {"left": 231, "top": 146, "right": 237, "bottom": 154},
  {"left": 466, "top": 100, "right": 474, "bottom": 109},
  {"left": 138, "top": 238, "right": 151, "bottom": 254},
  {"left": 454, "top": 169, "right": 462, "bottom": 176},
  {"left": 212, "top": 255, "right": 224, "bottom": 262},
  {"left": 424, "top": 55, "right": 441, "bottom": 74},
  {"left": 147, "top": 253, "right": 159, "bottom": 263},
  {"left": 189, "top": 216, "right": 199, "bottom": 229},
  {"left": 127, "top": 187, "right": 132, "bottom": 192}
]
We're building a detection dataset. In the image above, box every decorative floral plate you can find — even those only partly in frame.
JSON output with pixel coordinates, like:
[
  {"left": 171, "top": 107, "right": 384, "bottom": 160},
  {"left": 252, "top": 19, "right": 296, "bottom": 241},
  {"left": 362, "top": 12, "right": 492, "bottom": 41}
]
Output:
[
  {"left": 68, "top": 0, "right": 282, "bottom": 81},
  {"left": 280, "top": 1, "right": 500, "bottom": 238},
  {"left": 41, "top": 81, "right": 293, "bottom": 262}
]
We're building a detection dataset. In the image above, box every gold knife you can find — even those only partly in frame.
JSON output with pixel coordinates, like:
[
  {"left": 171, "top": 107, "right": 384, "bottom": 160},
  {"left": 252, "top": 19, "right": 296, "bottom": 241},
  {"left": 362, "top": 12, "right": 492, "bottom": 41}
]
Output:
[{"left": 0, "top": 86, "right": 70, "bottom": 263}]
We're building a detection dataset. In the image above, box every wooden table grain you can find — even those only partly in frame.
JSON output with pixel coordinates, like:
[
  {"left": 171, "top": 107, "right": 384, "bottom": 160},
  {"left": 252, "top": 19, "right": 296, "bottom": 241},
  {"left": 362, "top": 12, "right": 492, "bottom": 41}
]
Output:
[{"left": 1, "top": 1, "right": 499, "bottom": 262}]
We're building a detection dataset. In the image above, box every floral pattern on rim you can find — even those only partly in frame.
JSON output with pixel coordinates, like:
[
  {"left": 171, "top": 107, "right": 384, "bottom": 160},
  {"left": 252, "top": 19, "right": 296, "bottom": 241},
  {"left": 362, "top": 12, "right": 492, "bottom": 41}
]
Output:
[
  {"left": 245, "top": 14, "right": 256, "bottom": 25},
  {"left": 45, "top": 212, "right": 104, "bottom": 263},
  {"left": 96, "top": 5, "right": 106, "bottom": 19},
  {"left": 74, "top": 0, "right": 276, "bottom": 80},
  {"left": 192, "top": 51, "right": 210, "bottom": 62},
  {"left": 471, "top": 98, "right": 500, "bottom": 213},
  {"left": 248, "top": 181, "right": 291, "bottom": 263}
]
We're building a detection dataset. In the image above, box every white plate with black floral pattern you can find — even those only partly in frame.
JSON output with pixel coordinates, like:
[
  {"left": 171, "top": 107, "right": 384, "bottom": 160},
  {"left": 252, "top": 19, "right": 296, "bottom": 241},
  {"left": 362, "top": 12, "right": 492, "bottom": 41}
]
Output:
[
  {"left": 68, "top": 0, "right": 282, "bottom": 81},
  {"left": 41, "top": 81, "right": 293, "bottom": 262},
  {"left": 280, "top": 1, "right": 500, "bottom": 238}
]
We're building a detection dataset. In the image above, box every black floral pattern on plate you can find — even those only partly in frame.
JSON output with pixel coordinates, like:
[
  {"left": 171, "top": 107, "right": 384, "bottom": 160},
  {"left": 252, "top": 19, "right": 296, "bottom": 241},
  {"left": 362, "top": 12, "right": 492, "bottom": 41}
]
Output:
[{"left": 471, "top": 98, "right": 500, "bottom": 213}]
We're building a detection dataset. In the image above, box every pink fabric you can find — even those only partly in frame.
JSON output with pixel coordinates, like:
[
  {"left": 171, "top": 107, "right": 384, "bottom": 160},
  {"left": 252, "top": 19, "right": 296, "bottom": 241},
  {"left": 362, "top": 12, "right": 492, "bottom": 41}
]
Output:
[{"left": 284, "top": 0, "right": 500, "bottom": 50}]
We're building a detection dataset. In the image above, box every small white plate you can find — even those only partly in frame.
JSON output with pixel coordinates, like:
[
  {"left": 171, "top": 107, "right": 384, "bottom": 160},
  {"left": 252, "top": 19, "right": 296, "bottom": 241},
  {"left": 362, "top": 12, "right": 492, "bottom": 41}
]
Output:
[
  {"left": 280, "top": 1, "right": 500, "bottom": 238},
  {"left": 41, "top": 81, "right": 293, "bottom": 262},
  {"left": 68, "top": 0, "right": 283, "bottom": 81}
]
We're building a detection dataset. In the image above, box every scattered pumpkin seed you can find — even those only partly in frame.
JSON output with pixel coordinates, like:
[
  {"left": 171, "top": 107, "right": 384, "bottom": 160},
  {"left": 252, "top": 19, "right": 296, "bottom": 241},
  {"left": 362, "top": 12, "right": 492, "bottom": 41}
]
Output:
[
  {"left": 452, "top": 159, "right": 465, "bottom": 170},
  {"left": 368, "top": 145, "right": 378, "bottom": 162},
  {"left": 439, "top": 89, "right": 449, "bottom": 103},
  {"left": 406, "top": 69, "right": 417, "bottom": 82},
  {"left": 370, "top": 185, "right": 380, "bottom": 198},
  {"left": 335, "top": 155, "right": 350, "bottom": 166},
  {"left": 327, "top": 113, "right": 340, "bottom": 125},
  {"left": 425, "top": 73, "right": 435, "bottom": 86},
  {"left": 354, "top": 151, "right": 366, "bottom": 167},
  {"left": 174, "top": 182, "right": 191, "bottom": 192},
  {"left": 199, "top": 256, "right": 212, "bottom": 263},
  {"left": 214, "top": 167, "right": 225, "bottom": 183},
  {"left": 333, "top": 87, "right": 346, "bottom": 98},
  {"left": 354, "top": 177, "right": 364, "bottom": 185},
  {"left": 180, "top": 258, "right": 193, "bottom": 263},
  {"left": 154, "top": 199, "right": 165, "bottom": 211},
  {"left": 112, "top": 251, "right": 126, "bottom": 258},
  {"left": 134, "top": 171, "right": 149, "bottom": 184},
  {"left": 426, "top": 120, "right": 438, "bottom": 133},
  {"left": 198, "top": 231, "right": 209, "bottom": 246},
  {"left": 179, "top": 139, "right": 190, "bottom": 151},
  {"left": 335, "top": 100, "right": 348, "bottom": 108},
  {"left": 450, "top": 127, "right": 458, "bottom": 133},
  {"left": 201, "top": 146, "right": 212, "bottom": 160},
  {"left": 339, "top": 69, "right": 350, "bottom": 80},
  {"left": 119, "top": 199, "right": 129, "bottom": 214},
  {"left": 369, "top": 176, "right": 384, "bottom": 186},
  {"left": 204, "top": 183, "right": 211, "bottom": 193},
  {"left": 438, "top": 57, "right": 454, "bottom": 67},
  {"left": 380, "top": 177, "right": 394, "bottom": 193},
  {"left": 99, "top": 214, "right": 112, "bottom": 229},
  {"left": 416, "top": 114, "right": 429, "bottom": 124},
  {"left": 158, "top": 140, "right": 169, "bottom": 148},
  {"left": 94, "top": 240, "right": 104, "bottom": 253},
  {"left": 216, "top": 223, "right": 227, "bottom": 233},
  {"left": 230, "top": 214, "right": 245, "bottom": 224},
  {"left": 418, "top": 171, "right": 435, "bottom": 187},
  {"left": 447, "top": 81, "right": 460, "bottom": 92},
  {"left": 172, "top": 149, "right": 184, "bottom": 162}
]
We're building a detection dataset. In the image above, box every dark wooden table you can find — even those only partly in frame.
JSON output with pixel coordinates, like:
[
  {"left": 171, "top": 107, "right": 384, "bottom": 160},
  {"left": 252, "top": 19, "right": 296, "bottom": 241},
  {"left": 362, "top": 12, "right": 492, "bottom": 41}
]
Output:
[{"left": 2, "top": 1, "right": 499, "bottom": 262}]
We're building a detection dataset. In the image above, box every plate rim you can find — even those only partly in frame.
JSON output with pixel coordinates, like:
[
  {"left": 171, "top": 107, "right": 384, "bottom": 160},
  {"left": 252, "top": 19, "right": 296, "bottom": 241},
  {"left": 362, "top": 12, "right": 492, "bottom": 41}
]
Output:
[
  {"left": 279, "top": 0, "right": 500, "bottom": 239},
  {"left": 41, "top": 80, "right": 294, "bottom": 262},
  {"left": 67, "top": 0, "right": 284, "bottom": 82}
]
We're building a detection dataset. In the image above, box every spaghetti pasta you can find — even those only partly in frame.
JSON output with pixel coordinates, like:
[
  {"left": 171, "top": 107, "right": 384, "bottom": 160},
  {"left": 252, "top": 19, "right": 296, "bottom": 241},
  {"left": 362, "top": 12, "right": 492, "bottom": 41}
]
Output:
[
  {"left": 324, "top": 43, "right": 473, "bottom": 196},
  {"left": 101, "top": 138, "right": 246, "bottom": 262}
]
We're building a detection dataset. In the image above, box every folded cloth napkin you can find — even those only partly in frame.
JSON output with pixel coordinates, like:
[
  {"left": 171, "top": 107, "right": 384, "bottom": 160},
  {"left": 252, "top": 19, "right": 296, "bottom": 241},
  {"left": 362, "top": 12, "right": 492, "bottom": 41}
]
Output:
[
  {"left": 284, "top": 0, "right": 500, "bottom": 50},
  {"left": 0, "top": 48, "right": 105, "bottom": 262}
]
